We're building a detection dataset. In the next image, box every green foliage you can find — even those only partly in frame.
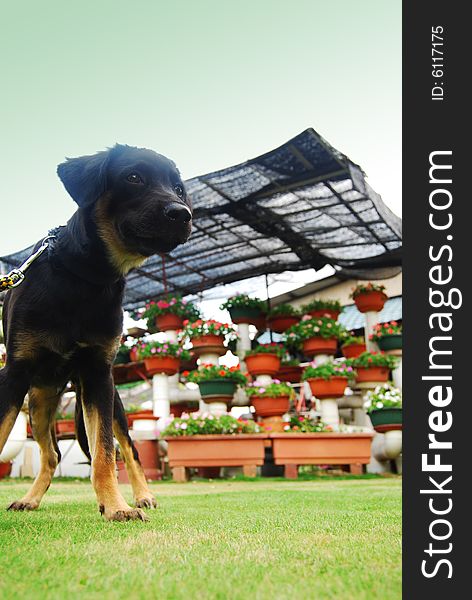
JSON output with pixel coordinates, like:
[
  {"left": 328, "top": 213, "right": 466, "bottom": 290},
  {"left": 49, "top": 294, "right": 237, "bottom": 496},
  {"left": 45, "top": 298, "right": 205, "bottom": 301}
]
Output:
[
  {"left": 181, "top": 319, "right": 237, "bottom": 340},
  {"left": 183, "top": 364, "right": 248, "bottom": 385},
  {"left": 245, "top": 381, "right": 294, "bottom": 397},
  {"left": 370, "top": 321, "right": 402, "bottom": 341},
  {"left": 284, "top": 415, "right": 333, "bottom": 432},
  {"left": 285, "top": 317, "right": 346, "bottom": 346},
  {"left": 220, "top": 294, "right": 266, "bottom": 311},
  {"left": 245, "top": 343, "right": 285, "bottom": 358},
  {"left": 135, "top": 341, "right": 191, "bottom": 360},
  {"left": 340, "top": 335, "right": 365, "bottom": 347},
  {"left": 348, "top": 351, "right": 398, "bottom": 369},
  {"left": 300, "top": 298, "right": 342, "bottom": 312},
  {"left": 162, "top": 413, "right": 260, "bottom": 436},
  {"left": 301, "top": 361, "right": 356, "bottom": 381},
  {"left": 267, "top": 304, "right": 299, "bottom": 317},
  {"left": 350, "top": 282, "right": 386, "bottom": 299},
  {"left": 364, "top": 384, "right": 402, "bottom": 413},
  {"left": 138, "top": 295, "right": 201, "bottom": 321}
]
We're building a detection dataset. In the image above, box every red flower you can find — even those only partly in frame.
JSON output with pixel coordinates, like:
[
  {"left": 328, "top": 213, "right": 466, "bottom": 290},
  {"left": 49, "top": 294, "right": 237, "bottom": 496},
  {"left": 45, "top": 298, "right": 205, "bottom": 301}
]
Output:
[{"left": 182, "top": 370, "right": 190, "bottom": 377}]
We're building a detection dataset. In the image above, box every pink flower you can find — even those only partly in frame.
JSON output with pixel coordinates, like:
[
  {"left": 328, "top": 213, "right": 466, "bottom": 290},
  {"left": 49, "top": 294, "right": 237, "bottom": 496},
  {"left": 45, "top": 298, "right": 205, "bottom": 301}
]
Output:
[{"left": 258, "top": 387, "right": 266, "bottom": 394}]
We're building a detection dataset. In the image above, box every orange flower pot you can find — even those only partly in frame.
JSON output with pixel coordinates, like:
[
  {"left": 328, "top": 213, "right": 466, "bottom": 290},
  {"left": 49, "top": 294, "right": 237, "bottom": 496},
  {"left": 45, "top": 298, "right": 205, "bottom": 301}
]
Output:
[
  {"left": 144, "top": 355, "right": 180, "bottom": 376},
  {"left": 129, "top": 346, "right": 139, "bottom": 362},
  {"left": 309, "top": 309, "right": 340, "bottom": 320},
  {"left": 306, "top": 377, "right": 348, "bottom": 399},
  {"left": 245, "top": 353, "right": 281, "bottom": 376},
  {"left": 267, "top": 315, "right": 300, "bottom": 333},
  {"left": 56, "top": 420, "right": 75, "bottom": 435},
  {"left": 355, "top": 366, "right": 390, "bottom": 383},
  {"left": 155, "top": 313, "right": 184, "bottom": 331},
  {"left": 302, "top": 337, "right": 338, "bottom": 357},
  {"left": 354, "top": 291, "right": 387, "bottom": 313},
  {"left": 341, "top": 343, "right": 367, "bottom": 359},
  {"left": 191, "top": 335, "right": 226, "bottom": 357},
  {"left": 126, "top": 410, "right": 155, "bottom": 428},
  {"left": 251, "top": 395, "right": 290, "bottom": 418},
  {"left": 277, "top": 365, "right": 303, "bottom": 383}
]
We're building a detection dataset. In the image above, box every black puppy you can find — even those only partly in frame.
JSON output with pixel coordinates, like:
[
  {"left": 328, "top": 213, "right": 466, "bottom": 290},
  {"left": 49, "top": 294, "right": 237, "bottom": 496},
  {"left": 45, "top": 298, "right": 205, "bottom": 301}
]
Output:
[{"left": 0, "top": 145, "right": 192, "bottom": 521}]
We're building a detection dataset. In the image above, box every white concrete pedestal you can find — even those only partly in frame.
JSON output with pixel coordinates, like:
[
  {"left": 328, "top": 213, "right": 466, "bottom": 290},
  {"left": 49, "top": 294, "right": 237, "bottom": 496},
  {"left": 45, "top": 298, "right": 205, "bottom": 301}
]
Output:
[{"left": 319, "top": 398, "right": 340, "bottom": 427}]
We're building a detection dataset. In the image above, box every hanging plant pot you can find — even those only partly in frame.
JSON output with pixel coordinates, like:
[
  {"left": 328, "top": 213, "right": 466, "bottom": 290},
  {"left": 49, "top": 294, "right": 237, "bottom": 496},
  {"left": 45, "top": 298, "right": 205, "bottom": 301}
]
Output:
[
  {"left": 155, "top": 313, "right": 184, "bottom": 331},
  {"left": 198, "top": 379, "right": 237, "bottom": 404},
  {"left": 306, "top": 376, "right": 348, "bottom": 399},
  {"left": 354, "top": 291, "right": 387, "bottom": 313},
  {"left": 309, "top": 309, "right": 340, "bottom": 321},
  {"left": 229, "top": 306, "right": 264, "bottom": 326},
  {"left": 144, "top": 356, "right": 180, "bottom": 376},
  {"left": 245, "top": 353, "right": 281, "bottom": 376},
  {"left": 251, "top": 395, "right": 290, "bottom": 418},
  {"left": 170, "top": 401, "right": 200, "bottom": 417},
  {"left": 377, "top": 335, "right": 403, "bottom": 351},
  {"left": 302, "top": 337, "right": 338, "bottom": 357},
  {"left": 341, "top": 343, "right": 367, "bottom": 359},
  {"left": 355, "top": 366, "right": 390, "bottom": 383},
  {"left": 277, "top": 365, "right": 303, "bottom": 383},
  {"left": 56, "top": 420, "right": 75, "bottom": 435},
  {"left": 191, "top": 335, "right": 226, "bottom": 357},
  {"left": 369, "top": 407, "right": 403, "bottom": 433},
  {"left": 267, "top": 315, "right": 300, "bottom": 333}
]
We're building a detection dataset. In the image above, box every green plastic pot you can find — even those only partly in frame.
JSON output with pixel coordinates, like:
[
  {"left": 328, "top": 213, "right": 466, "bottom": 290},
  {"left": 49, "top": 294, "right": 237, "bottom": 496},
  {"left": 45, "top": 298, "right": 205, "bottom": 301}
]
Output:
[
  {"left": 198, "top": 379, "right": 237, "bottom": 398},
  {"left": 377, "top": 335, "right": 402, "bottom": 351},
  {"left": 229, "top": 306, "right": 264, "bottom": 325},
  {"left": 369, "top": 407, "right": 402, "bottom": 428}
]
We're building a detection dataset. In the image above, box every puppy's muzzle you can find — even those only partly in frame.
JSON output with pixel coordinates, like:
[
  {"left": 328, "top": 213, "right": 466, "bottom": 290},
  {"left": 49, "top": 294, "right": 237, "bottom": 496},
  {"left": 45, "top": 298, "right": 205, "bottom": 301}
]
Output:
[{"left": 164, "top": 203, "right": 192, "bottom": 224}]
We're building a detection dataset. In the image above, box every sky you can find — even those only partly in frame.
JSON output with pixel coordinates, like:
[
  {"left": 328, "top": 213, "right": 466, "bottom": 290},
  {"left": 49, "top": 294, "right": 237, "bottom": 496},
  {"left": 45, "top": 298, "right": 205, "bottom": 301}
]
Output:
[{"left": 0, "top": 0, "right": 401, "bottom": 259}]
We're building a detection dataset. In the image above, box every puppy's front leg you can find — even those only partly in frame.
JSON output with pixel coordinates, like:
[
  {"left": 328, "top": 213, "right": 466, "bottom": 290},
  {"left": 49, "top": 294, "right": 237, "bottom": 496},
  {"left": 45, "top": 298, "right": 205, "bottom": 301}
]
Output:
[{"left": 79, "top": 355, "right": 147, "bottom": 521}]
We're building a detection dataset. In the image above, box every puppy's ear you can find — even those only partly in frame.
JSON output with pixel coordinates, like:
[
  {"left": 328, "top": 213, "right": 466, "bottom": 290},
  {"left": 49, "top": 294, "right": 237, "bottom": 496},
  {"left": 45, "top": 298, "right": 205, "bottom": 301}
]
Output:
[{"left": 57, "top": 149, "right": 111, "bottom": 208}]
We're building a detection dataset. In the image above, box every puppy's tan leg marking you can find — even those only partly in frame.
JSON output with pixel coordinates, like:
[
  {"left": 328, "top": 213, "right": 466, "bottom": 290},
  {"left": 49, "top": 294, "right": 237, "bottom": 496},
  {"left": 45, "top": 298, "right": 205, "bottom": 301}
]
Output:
[
  {"left": 8, "top": 387, "right": 61, "bottom": 511},
  {"left": 113, "top": 422, "right": 157, "bottom": 509},
  {"left": 0, "top": 407, "right": 19, "bottom": 454},
  {"left": 82, "top": 405, "right": 147, "bottom": 521}
]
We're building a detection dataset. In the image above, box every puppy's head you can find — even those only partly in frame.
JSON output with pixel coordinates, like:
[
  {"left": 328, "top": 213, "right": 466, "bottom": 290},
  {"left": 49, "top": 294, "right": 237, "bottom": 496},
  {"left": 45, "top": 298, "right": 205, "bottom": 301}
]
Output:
[{"left": 57, "top": 145, "right": 192, "bottom": 262}]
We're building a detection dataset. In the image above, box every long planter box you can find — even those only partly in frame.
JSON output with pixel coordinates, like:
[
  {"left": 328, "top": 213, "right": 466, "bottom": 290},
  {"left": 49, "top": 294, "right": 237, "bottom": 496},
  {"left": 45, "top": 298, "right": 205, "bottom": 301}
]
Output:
[
  {"left": 164, "top": 434, "right": 268, "bottom": 480},
  {"left": 270, "top": 432, "right": 374, "bottom": 477}
]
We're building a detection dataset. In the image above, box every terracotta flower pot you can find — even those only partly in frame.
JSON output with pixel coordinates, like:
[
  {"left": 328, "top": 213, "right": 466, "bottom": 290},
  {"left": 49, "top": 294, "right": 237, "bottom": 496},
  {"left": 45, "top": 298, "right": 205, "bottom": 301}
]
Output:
[
  {"left": 129, "top": 346, "right": 139, "bottom": 362},
  {"left": 0, "top": 462, "right": 12, "bottom": 479},
  {"left": 267, "top": 315, "right": 300, "bottom": 333},
  {"left": 155, "top": 313, "right": 184, "bottom": 331},
  {"left": 277, "top": 365, "right": 303, "bottom": 383},
  {"left": 341, "top": 343, "right": 367, "bottom": 359},
  {"left": 302, "top": 337, "right": 338, "bottom": 357},
  {"left": 56, "top": 420, "right": 75, "bottom": 435},
  {"left": 306, "top": 376, "right": 348, "bottom": 399},
  {"left": 117, "top": 439, "right": 161, "bottom": 481},
  {"left": 245, "top": 353, "right": 281, "bottom": 376},
  {"left": 369, "top": 407, "right": 402, "bottom": 433},
  {"left": 144, "top": 355, "right": 180, "bottom": 376},
  {"left": 191, "top": 335, "right": 226, "bottom": 357},
  {"left": 198, "top": 379, "right": 237, "bottom": 404},
  {"left": 251, "top": 394, "right": 290, "bottom": 418},
  {"left": 355, "top": 366, "right": 390, "bottom": 383},
  {"left": 229, "top": 306, "right": 264, "bottom": 326},
  {"left": 354, "top": 291, "right": 387, "bottom": 313},
  {"left": 309, "top": 309, "right": 340, "bottom": 321},
  {"left": 170, "top": 401, "right": 200, "bottom": 417},
  {"left": 377, "top": 335, "right": 402, "bottom": 351},
  {"left": 127, "top": 409, "right": 154, "bottom": 428}
]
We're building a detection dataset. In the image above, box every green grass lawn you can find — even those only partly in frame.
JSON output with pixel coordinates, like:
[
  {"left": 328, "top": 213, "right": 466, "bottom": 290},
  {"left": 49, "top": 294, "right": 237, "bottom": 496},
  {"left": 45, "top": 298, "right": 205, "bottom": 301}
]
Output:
[{"left": 0, "top": 477, "right": 401, "bottom": 600}]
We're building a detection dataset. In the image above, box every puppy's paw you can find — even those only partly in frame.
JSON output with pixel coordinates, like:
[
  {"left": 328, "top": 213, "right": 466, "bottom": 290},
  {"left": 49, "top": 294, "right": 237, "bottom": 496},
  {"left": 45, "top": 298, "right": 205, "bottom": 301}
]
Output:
[
  {"left": 135, "top": 494, "right": 157, "bottom": 509},
  {"left": 7, "top": 500, "right": 39, "bottom": 511},
  {"left": 100, "top": 504, "right": 148, "bottom": 522}
]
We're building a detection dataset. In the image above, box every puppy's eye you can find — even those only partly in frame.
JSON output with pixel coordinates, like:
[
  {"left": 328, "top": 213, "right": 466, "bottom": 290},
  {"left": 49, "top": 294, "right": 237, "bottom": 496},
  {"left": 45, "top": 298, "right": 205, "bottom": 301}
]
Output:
[
  {"left": 126, "top": 173, "right": 143, "bottom": 184},
  {"left": 174, "top": 184, "right": 184, "bottom": 198}
]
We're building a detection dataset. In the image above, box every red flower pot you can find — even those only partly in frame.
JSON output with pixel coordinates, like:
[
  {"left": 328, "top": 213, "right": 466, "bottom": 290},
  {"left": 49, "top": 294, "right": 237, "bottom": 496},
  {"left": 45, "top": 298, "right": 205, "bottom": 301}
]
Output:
[
  {"left": 129, "top": 347, "right": 139, "bottom": 362},
  {"left": 341, "top": 343, "right": 367, "bottom": 359},
  {"left": 267, "top": 315, "right": 300, "bottom": 333},
  {"left": 277, "top": 365, "right": 303, "bottom": 383},
  {"left": 309, "top": 309, "right": 340, "bottom": 321},
  {"left": 144, "top": 356, "right": 180, "bottom": 376},
  {"left": 302, "top": 337, "right": 338, "bottom": 357},
  {"left": 355, "top": 366, "right": 390, "bottom": 383},
  {"left": 306, "top": 376, "right": 348, "bottom": 399},
  {"left": 354, "top": 291, "right": 387, "bottom": 313},
  {"left": 245, "top": 353, "right": 281, "bottom": 376},
  {"left": 0, "top": 462, "right": 12, "bottom": 479},
  {"left": 155, "top": 313, "right": 184, "bottom": 331},
  {"left": 251, "top": 395, "right": 290, "bottom": 418},
  {"left": 56, "top": 420, "right": 75, "bottom": 435},
  {"left": 191, "top": 335, "right": 226, "bottom": 357}
]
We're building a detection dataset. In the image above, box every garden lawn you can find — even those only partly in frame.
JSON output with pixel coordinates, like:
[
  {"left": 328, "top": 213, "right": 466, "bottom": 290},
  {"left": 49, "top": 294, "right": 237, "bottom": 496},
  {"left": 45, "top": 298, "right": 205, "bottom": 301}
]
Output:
[{"left": 0, "top": 477, "right": 401, "bottom": 600}]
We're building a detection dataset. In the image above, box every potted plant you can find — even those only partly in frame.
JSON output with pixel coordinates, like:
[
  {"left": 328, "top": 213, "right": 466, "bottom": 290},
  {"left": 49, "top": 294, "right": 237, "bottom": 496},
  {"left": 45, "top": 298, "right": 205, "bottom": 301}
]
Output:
[
  {"left": 266, "top": 304, "right": 300, "bottom": 333},
  {"left": 301, "top": 299, "right": 342, "bottom": 321},
  {"left": 277, "top": 358, "right": 303, "bottom": 383},
  {"left": 350, "top": 282, "right": 387, "bottom": 313},
  {"left": 341, "top": 335, "right": 367, "bottom": 359},
  {"left": 181, "top": 320, "right": 236, "bottom": 357},
  {"left": 139, "top": 295, "right": 201, "bottom": 332},
  {"left": 283, "top": 415, "right": 333, "bottom": 433},
  {"left": 162, "top": 413, "right": 266, "bottom": 481},
  {"left": 302, "top": 361, "right": 355, "bottom": 399},
  {"left": 349, "top": 352, "right": 398, "bottom": 383},
  {"left": 370, "top": 321, "right": 402, "bottom": 351},
  {"left": 244, "top": 343, "right": 285, "bottom": 376},
  {"left": 114, "top": 344, "right": 131, "bottom": 365},
  {"left": 220, "top": 294, "right": 267, "bottom": 327},
  {"left": 184, "top": 364, "right": 248, "bottom": 405},
  {"left": 364, "top": 384, "right": 402, "bottom": 432},
  {"left": 246, "top": 380, "right": 294, "bottom": 418},
  {"left": 55, "top": 411, "right": 75, "bottom": 435},
  {"left": 125, "top": 404, "right": 155, "bottom": 428},
  {"left": 285, "top": 317, "right": 346, "bottom": 357},
  {"left": 135, "top": 341, "right": 191, "bottom": 376}
]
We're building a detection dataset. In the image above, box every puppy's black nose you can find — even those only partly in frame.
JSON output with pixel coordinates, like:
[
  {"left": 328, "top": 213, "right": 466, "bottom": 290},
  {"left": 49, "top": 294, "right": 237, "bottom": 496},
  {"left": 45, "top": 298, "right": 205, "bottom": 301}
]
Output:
[{"left": 164, "top": 203, "right": 192, "bottom": 223}]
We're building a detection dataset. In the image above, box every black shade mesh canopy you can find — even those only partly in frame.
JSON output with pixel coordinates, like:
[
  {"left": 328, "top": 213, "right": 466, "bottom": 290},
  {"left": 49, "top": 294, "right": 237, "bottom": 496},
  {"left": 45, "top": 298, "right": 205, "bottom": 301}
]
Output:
[{"left": 1, "top": 128, "right": 401, "bottom": 311}]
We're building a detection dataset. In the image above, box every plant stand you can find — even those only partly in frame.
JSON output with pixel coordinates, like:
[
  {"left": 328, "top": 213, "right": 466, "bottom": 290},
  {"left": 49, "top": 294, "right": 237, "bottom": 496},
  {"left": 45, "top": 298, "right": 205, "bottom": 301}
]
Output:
[{"left": 364, "top": 311, "right": 380, "bottom": 352}]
